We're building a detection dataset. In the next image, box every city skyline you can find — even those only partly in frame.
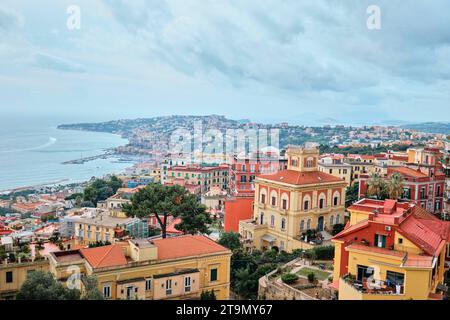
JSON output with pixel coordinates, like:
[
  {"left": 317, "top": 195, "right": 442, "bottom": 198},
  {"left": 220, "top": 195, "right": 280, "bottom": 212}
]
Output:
[{"left": 0, "top": 0, "right": 449, "bottom": 125}]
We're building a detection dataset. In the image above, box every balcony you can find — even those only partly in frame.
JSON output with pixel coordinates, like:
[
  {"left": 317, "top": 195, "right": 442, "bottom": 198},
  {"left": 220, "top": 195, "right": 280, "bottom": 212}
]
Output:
[
  {"left": 339, "top": 274, "right": 404, "bottom": 300},
  {"left": 239, "top": 219, "right": 267, "bottom": 232}
]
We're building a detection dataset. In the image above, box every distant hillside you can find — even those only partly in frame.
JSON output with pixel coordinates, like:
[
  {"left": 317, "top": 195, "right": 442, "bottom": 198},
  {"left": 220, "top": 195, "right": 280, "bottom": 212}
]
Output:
[{"left": 401, "top": 122, "right": 450, "bottom": 135}]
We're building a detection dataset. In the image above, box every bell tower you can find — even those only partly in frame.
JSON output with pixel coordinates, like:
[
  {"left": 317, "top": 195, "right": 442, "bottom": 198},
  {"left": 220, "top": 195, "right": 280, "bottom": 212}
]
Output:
[{"left": 286, "top": 145, "right": 319, "bottom": 172}]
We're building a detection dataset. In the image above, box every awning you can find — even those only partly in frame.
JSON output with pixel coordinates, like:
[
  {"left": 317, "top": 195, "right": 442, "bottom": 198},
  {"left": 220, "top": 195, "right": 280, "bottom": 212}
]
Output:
[{"left": 261, "top": 234, "right": 276, "bottom": 243}]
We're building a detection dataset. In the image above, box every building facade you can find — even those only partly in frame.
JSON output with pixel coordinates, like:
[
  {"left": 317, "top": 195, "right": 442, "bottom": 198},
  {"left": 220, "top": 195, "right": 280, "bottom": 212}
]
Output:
[
  {"left": 49, "top": 235, "right": 232, "bottom": 300},
  {"left": 332, "top": 199, "right": 450, "bottom": 300},
  {"left": 239, "top": 146, "right": 347, "bottom": 252}
]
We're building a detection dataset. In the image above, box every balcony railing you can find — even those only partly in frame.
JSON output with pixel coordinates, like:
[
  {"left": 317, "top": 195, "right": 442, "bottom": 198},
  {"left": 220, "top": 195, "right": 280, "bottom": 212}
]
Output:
[{"left": 342, "top": 274, "right": 404, "bottom": 296}]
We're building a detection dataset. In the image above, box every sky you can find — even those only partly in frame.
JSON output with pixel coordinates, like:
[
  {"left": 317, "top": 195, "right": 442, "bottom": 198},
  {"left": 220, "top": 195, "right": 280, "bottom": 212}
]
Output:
[{"left": 0, "top": 0, "right": 449, "bottom": 125}]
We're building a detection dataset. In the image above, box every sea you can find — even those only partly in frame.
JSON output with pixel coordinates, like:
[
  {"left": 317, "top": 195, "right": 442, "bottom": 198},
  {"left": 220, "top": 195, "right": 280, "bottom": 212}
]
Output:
[{"left": 0, "top": 115, "right": 135, "bottom": 192}]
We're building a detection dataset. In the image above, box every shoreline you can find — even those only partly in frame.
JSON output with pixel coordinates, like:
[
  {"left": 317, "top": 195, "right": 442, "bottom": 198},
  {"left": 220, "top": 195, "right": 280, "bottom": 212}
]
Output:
[{"left": 0, "top": 126, "right": 135, "bottom": 194}]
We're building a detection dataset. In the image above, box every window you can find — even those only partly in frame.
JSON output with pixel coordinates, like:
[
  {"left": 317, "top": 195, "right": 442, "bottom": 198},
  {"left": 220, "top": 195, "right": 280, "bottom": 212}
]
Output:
[
  {"left": 336, "top": 215, "right": 340, "bottom": 224},
  {"left": 333, "top": 196, "right": 339, "bottom": 206},
  {"left": 437, "top": 185, "right": 441, "bottom": 196},
  {"left": 304, "top": 200, "right": 309, "bottom": 211},
  {"left": 300, "top": 220, "right": 305, "bottom": 231},
  {"left": 402, "top": 188, "right": 411, "bottom": 199},
  {"left": 5, "top": 271, "right": 13, "bottom": 283},
  {"left": 329, "top": 169, "right": 333, "bottom": 174},
  {"left": 386, "top": 271, "right": 404, "bottom": 286},
  {"left": 330, "top": 215, "right": 334, "bottom": 225},
  {"left": 280, "top": 241, "right": 285, "bottom": 251},
  {"left": 103, "top": 285, "right": 111, "bottom": 298},
  {"left": 166, "top": 279, "right": 172, "bottom": 295},
  {"left": 261, "top": 194, "right": 266, "bottom": 204},
  {"left": 240, "top": 175, "right": 247, "bottom": 183},
  {"left": 420, "top": 187, "right": 426, "bottom": 199},
  {"left": 357, "top": 265, "right": 374, "bottom": 282},
  {"left": 307, "top": 219, "right": 311, "bottom": 230},
  {"left": 374, "top": 234, "right": 387, "bottom": 248},
  {"left": 184, "top": 276, "right": 191, "bottom": 293},
  {"left": 271, "top": 196, "right": 276, "bottom": 206},
  {"left": 282, "top": 199, "right": 288, "bottom": 210},
  {"left": 319, "top": 198, "right": 325, "bottom": 209},
  {"left": 281, "top": 218, "right": 286, "bottom": 230},
  {"left": 210, "top": 268, "right": 218, "bottom": 282},
  {"left": 270, "top": 215, "right": 275, "bottom": 227},
  {"left": 260, "top": 213, "right": 264, "bottom": 225},
  {"left": 145, "top": 279, "right": 152, "bottom": 291},
  {"left": 398, "top": 238, "right": 403, "bottom": 245}
]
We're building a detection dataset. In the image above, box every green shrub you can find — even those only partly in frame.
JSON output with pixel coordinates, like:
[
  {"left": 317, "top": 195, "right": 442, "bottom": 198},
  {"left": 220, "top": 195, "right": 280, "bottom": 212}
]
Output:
[
  {"left": 307, "top": 272, "right": 316, "bottom": 283},
  {"left": 281, "top": 273, "right": 299, "bottom": 284}
]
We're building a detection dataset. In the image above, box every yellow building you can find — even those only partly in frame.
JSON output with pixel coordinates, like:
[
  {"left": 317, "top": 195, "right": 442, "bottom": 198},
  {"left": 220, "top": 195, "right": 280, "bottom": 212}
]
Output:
[
  {"left": 318, "top": 157, "right": 352, "bottom": 187},
  {"left": 0, "top": 259, "right": 49, "bottom": 299},
  {"left": 239, "top": 146, "right": 347, "bottom": 253},
  {"left": 69, "top": 207, "right": 147, "bottom": 246},
  {"left": 344, "top": 155, "right": 376, "bottom": 185},
  {"left": 49, "top": 235, "right": 231, "bottom": 300},
  {"left": 332, "top": 198, "right": 450, "bottom": 300}
]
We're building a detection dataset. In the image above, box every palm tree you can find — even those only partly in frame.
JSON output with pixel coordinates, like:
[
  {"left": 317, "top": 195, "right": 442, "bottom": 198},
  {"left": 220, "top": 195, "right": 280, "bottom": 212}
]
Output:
[
  {"left": 366, "top": 173, "right": 384, "bottom": 199},
  {"left": 387, "top": 173, "right": 404, "bottom": 200}
]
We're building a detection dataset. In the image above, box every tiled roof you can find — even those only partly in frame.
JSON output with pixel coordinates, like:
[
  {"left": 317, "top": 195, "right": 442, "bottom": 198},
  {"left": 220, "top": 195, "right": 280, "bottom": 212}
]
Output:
[
  {"left": 152, "top": 235, "right": 230, "bottom": 261},
  {"left": 398, "top": 210, "right": 446, "bottom": 256},
  {"left": 403, "top": 254, "right": 434, "bottom": 268},
  {"left": 80, "top": 245, "right": 128, "bottom": 269},
  {"left": 258, "top": 170, "right": 344, "bottom": 186},
  {"left": 389, "top": 166, "right": 428, "bottom": 178},
  {"left": 347, "top": 244, "right": 406, "bottom": 258},
  {"left": 333, "top": 220, "right": 370, "bottom": 240}
]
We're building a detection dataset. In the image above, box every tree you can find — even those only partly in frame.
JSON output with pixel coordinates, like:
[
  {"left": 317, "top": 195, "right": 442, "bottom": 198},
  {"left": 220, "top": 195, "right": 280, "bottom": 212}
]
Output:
[
  {"left": 16, "top": 271, "right": 81, "bottom": 300},
  {"left": 345, "top": 182, "right": 359, "bottom": 207},
  {"left": 200, "top": 290, "right": 216, "bottom": 300},
  {"left": 386, "top": 173, "right": 403, "bottom": 200},
  {"left": 233, "top": 268, "right": 255, "bottom": 299},
  {"left": 218, "top": 232, "right": 241, "bottom": 251},
  {"left": 82, "top": 276, "right": 104, "bottom": 300},
  {"left": 366, "top": 173, "right": 386, "bottom": 200},
  {"left": 82, "top": 176, "right": 123, "bottom": 206},
  {"left": 123, "top": 184, "right": 211, "bottom": 239}
]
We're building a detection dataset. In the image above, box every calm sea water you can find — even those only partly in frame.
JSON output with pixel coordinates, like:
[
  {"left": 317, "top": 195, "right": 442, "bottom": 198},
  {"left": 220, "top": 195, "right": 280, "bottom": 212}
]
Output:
[{"left": 0, "top": 116, "right": 132, "bottom": 191}]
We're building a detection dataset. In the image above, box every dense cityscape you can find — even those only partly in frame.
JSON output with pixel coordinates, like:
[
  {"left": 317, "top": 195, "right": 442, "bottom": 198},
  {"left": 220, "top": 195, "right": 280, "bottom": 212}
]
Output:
[{"left": 1, "top": 116, "right": 450, "bottom": 301}]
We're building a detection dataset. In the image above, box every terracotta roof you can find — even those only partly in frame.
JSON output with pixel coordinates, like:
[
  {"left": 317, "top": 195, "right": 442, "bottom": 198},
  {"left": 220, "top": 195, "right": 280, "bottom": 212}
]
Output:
[
  {"left": 403, "top": 254, "right": 434, "bottom": 268},
  {"left": 80, "top": 245, "right": 128, "bottom": 269},
  {"left": 347, "top": 244, "right": 406, "bottom": 258},
  {"left": 389, "top": 166, "right": 427, "bottom": 178},
  {"left": 333, "top": 220, "right": 370, "bottom": 240},
  {"left": 166, "top": 218, "right": 183, "bottom": 234},
  {"left": 258, "top": 170, "right": 344, "bottom": 186},
  {"left": 152, "top": 235, "right": 230, "bottom": 261},
  {"left": 398, "top": 211, "right": 446, "bottom": 256}
]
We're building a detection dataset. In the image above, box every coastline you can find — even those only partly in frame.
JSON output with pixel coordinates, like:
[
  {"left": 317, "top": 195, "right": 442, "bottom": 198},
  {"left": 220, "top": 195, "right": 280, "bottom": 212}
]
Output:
[{"left": 0, "top": 124, "right": 135, "bottom": 193}]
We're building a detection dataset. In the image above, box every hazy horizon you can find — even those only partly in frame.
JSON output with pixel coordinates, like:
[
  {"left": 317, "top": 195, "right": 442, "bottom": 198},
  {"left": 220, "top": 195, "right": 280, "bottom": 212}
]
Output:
[{"left": 1, "top": 1, "right": 449, "bottom": 125}]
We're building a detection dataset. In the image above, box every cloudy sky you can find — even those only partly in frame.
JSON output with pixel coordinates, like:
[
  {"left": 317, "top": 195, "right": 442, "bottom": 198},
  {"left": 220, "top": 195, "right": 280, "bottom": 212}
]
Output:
[{"left": 0, "top": 0, "right": 449, "bottom": 125}]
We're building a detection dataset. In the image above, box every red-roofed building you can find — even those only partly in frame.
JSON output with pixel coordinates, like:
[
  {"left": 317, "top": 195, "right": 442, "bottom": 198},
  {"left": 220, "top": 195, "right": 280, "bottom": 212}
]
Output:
[
  {"left": 239, "top": 146, "right": 347, "bottom": 252},
  {"left": 332, "top": 198, "right": 450, "bottom": 300},
  {"left": 224, "top": 151, "right": 287, "bottom": 232},
  {"left": 49, "top": 235, "right": 231, "bottom": 300},
  {"left": 359, "top": 165, "right": 445, "bottom": 214}
]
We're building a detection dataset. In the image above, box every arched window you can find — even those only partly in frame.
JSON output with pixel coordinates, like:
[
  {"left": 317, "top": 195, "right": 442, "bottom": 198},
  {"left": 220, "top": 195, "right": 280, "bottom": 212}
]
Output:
[
  {"left": 270, "top": 191, "right": 277, "bottom": 207},
  {"left": 300, "top": 220, "right": 305, "bottom": 231},
  {"left": 260, "top": 189, "right": 267, "bottom": 204},
  {"left": 304, "top": 200, "right": 309, "bottom": 211},
  {"left": 306, "top": 157, "right": 314, "bottom": 168},
  {"left": 281, "top": 218, "right": 286, "bottom": 230},
  {"left": 335, "top": 214, "right": 340, "bottom": 224},
  {"left": 307, "top": 219, "right": 311, "bottom": 230},
  {"left": 318, "top": 193, "right": 326, "bottom": 209},
  {"left": 270, "top": 215, "right": 275, "bottom": 227},
  {"left": 333, "top": 191, "right": 340, "bottom": 206},
  {"left": 260, "top": 213, "right": 264, "bottom": 225},
  {"left": 281, "top": 193, "right": 289, "bottom": 210},
  {"left": 303, "top": 195, "right": 311, "bottom": 211},
  {"left": 330, "top": 215, "right": 334, "bottom": 225}
]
